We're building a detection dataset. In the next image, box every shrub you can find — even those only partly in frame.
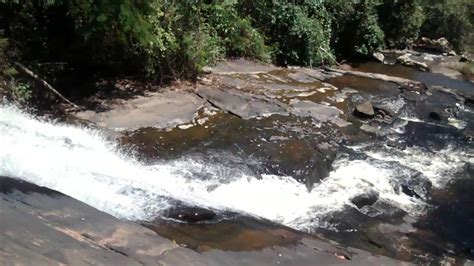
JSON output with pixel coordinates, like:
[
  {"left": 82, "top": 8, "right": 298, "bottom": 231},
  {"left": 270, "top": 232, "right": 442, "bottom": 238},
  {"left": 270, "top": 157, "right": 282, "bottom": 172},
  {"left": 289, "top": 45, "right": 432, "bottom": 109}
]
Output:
[
  {"left": 325, "top": 0, "right": 385, "bottom": 58},
  {"left": 378, "top": 0, "right": 425, "bottom": 48},
  {"left": 206, "top": 2, "right": 268, "bottom": 61},
  {"left": 1, "top": 0, "right": 472, "bottom": 91},
  {"left": 8, "top": 80, "right": 32, "bottom": 104},
  {"left": 420, "top": 0, "right": 474, "bottom": 51},
  {"left": 238, "top": 0, "right": 335, "bottom": 66}
]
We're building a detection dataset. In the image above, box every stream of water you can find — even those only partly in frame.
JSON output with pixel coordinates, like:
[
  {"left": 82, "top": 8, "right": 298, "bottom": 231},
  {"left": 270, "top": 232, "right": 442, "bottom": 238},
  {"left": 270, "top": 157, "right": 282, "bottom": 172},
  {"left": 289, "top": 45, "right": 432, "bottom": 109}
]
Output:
[
  {"left": 1, "top": 104, "right": 471, "bottom": 232},
  {"left": 1, "top": 61, "right": 473, "bottom": 262}
]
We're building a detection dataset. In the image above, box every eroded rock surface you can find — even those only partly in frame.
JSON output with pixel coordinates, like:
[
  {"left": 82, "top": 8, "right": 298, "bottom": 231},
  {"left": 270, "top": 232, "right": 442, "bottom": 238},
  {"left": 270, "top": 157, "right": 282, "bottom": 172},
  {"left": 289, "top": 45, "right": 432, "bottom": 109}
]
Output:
[
  {"left": 196, "top": 86, "right": 289, "bottom": 119},
  {"left": 74, "top": 90, "right": 205, "bottom": 130},
  {"left": 0, "top": 176, "right": 408, "bottom": 265},
  {"left": 13, "top": 57, "right": 473, "bottom": 265},
  {"left": 354, "top": 101, "right": 375, "bottom": 118}
]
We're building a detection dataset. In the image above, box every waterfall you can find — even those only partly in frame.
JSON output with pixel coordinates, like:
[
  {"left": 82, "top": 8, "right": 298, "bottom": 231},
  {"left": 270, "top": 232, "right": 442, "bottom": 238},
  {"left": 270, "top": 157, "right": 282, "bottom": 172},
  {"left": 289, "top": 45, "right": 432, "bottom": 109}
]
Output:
[{"left": 0, "top": 104, "right": 470, "bottom": 231}]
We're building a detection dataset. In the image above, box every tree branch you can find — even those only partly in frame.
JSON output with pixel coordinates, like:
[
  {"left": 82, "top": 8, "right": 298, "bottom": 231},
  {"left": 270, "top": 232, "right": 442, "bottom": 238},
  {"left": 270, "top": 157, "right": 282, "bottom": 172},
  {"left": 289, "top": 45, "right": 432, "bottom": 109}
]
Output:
[{"left": 14, "top": 62, "right": 81, "bottom": 110}]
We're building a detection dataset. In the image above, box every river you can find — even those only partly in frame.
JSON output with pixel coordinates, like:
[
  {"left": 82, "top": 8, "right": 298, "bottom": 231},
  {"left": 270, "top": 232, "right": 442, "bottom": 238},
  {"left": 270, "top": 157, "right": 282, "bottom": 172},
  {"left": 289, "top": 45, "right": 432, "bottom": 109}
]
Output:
[{"left": 1, "top": 60, "right": 473, "bottom": 263}]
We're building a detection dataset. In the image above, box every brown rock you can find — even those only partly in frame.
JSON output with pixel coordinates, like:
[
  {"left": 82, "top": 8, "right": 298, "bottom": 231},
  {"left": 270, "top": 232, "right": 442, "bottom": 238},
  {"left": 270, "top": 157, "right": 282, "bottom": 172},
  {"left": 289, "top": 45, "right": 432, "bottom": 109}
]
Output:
[{"left": 354, "top": 101, "right": 375, "bottom": 118}]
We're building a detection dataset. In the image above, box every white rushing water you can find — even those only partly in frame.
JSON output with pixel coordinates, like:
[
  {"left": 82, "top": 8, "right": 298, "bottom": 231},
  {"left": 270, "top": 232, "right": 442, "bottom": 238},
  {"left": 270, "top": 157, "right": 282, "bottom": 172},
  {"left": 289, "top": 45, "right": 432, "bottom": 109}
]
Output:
[{"left": 0, "top": 105, "right": 471, "bottom": 231}]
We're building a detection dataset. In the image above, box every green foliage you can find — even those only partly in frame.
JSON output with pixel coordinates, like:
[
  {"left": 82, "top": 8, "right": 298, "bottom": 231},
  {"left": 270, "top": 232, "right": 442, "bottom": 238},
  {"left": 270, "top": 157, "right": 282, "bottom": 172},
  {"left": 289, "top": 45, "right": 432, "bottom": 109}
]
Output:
[
  {"left": 9, "top": 80, "right": 32, "bottom": 104},
  {"left": 379, "top": 0, "right": 425, "bottom": 48},
  {"left": 0, "top": 38, "right": 9, "bottom": 73},
  {"left": 324, "top": 0, "right": 385, "bottom": 58},
  {"left": 353, "top": 1, "right": 386, "bottom": 56},
  {"left": 0, "top": 38, "right": 32, "bottom": 104},
  {"left": 420, "top": 0, "right": 474, "bottom": 51},
  {"left": 69, "top": 0, "right": 158, "bottom": 67},
  {"left": 238, "top": 0, "right": 335, "bottom": 66},
  {"left": 206, "top": 2, "right": 268, "bottom": 60},
  {"left": 0, "top": 0, "right": 472, "bottom": 96}
]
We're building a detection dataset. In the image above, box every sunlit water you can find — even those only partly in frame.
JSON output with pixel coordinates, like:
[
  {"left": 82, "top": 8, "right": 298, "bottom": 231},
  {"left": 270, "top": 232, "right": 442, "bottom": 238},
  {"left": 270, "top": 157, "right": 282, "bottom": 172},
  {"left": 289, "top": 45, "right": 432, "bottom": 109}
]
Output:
[{"left": 0, "top": 104, "right": 471, "bottom": 232}]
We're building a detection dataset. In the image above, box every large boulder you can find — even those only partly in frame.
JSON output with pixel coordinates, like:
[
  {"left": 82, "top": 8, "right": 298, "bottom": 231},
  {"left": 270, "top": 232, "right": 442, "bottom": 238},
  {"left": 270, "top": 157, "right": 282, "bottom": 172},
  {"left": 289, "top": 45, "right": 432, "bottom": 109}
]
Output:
[
  {"left": 74, "top": 90, "right": 206, "bottom": 130},
  {"left": 351, "top": 191, "right": 380, "bottom": 209},
  {"left": 414, "top": 37, "right": 456, "bottom": 55},
  {"left": 373, "top": 52, "right": 385, "bottom": 63},
  {"left": 397, "top": 54, "right": 429, "bottom": 71}
]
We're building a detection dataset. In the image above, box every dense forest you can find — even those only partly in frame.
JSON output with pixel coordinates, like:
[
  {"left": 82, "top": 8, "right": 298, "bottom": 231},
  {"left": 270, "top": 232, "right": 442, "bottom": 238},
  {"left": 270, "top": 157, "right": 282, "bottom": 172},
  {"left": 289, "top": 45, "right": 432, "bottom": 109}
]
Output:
[{"left": 0, "top": 0, "right": 473, "bottom": 105}]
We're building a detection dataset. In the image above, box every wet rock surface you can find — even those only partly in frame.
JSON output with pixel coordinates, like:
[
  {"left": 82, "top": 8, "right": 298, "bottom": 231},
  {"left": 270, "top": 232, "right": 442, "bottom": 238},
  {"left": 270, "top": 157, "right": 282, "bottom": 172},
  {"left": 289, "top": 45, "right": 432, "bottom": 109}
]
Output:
[
  {"left": 0, "top": 176, "right": 407, "bottom": 265},
  {"left": 413, "top": 37, "right": 456, "bottom": 55},
  {"left": 74, "top": 90, "right": 205, "bottom": 130},
  {"left": 3, "top": 56, "right": 474, "bottom": 265},
  {"left": 371, "top": 49, "right": 473, "bottom": 82},
  {"left": 196, "top": 86, "right": 289, "bottom": 119},
  {"left": 351, "top": 191, "right": 380, "bottom": 209},
  {"left": 0, "top": 176, "right": 179, "bottom": 265},
  {"left": 354, "top": 101, "right": 375, "bottom": 118},
  {"left": 108, "top": 59, "right": 472, "bottom": 263}
]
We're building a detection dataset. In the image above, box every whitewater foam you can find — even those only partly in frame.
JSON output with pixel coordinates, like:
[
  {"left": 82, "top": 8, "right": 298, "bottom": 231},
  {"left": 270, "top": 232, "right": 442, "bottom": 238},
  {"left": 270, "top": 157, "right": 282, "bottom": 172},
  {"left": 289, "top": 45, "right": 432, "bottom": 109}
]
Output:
[{"left": 0, "top": 105, "right": 470, "bottom": 231}]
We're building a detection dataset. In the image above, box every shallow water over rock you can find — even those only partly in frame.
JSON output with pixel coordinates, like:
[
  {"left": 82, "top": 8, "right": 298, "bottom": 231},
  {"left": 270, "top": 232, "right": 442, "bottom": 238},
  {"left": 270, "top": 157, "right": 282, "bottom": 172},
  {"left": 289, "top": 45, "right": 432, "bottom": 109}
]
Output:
[{"left": 1, "top": 59, "right": 473, "bottom": 264}]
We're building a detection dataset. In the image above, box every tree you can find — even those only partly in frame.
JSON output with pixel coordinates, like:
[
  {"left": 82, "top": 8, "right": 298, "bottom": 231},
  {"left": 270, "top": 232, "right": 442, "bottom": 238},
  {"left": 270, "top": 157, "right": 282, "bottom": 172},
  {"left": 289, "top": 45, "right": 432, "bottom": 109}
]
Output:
[{"left": 379, "top": 0, "right": 425, "bottom": 48}]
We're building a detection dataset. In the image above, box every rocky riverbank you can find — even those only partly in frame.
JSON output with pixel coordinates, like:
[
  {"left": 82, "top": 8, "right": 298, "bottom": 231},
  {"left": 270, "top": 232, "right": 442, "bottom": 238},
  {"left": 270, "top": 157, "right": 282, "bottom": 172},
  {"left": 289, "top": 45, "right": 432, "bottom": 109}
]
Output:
[
  {"left": 1, "top": 50, "right": 473, "bottom": 265},
  {"left": 0, "top": 176, "right": 408, "bottom": 265}
]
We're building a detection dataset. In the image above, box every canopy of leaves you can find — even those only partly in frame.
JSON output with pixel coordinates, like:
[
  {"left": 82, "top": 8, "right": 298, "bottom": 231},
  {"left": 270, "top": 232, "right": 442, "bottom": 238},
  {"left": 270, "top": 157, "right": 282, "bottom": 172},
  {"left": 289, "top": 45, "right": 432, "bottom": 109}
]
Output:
[{"left": 0, "top": 0, "right": 471, "bottom": 83}]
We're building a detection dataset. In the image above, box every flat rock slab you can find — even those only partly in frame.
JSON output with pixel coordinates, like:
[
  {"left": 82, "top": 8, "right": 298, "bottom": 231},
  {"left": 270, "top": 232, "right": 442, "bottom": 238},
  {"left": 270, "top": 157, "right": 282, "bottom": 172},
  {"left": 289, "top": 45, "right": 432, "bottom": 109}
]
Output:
[
  {"left": 0, "top": 176, "right": 184, "bottom": 265},
  {"left": 289, "top": 99, "right": 349, "bottom": 127},
  {"left": 288, "top": 67, "right": 343, "bottom": 81},
  {"left": 197, "top": 86, "right": 289, "bottom": 119},
  {"left": 0, "top": 176, "right": 409, "bottom": 265},
  {"left": 210, "top": 59, "right": 280, "bottom": 74},
  {"left": 75, "top": 90, "right": 205, "bottom": 130}
]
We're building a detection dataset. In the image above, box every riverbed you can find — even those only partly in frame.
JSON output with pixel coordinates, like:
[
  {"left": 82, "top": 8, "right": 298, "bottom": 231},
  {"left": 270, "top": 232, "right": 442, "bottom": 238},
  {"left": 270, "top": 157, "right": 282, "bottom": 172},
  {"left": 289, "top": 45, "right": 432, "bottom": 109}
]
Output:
[{"left": 1, "top": 58, "right": 473, "bottom": 264}]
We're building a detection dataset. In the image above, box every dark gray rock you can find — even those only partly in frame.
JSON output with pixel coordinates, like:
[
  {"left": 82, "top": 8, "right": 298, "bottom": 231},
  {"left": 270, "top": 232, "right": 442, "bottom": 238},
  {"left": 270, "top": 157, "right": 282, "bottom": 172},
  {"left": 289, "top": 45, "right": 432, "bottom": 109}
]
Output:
[
  {"left": 464, "top": 127, "right": 474, "bottom": 139},
  {"left": 351, "top": 191, "right": 380, "bottom": 209},
  {"left": 387, "top": 140, "right": 406, "bottom": 150},
  {"left": 0, "top": 176, "right": 409, "bottom": 265},
  {"left": 374, "top": 106, "right": 395, "bottom": 118},
  {"left": 428, "top": 111, "right": 442, "bottom": 121},
  {"left": 402, "top": 91, "right": 423, "bottom": 102},
  {"left": 466, "top": 96, "right": 474, "bottom": 106},
  {"left": 0, "top": 176, "right": 181, "bottom": 265},
  {"left": 289, "top": 99, "right": 348, "bottom": 126},
  {"left": 373, "top": 106, "right": 396, "bottom": 124},
  {"left": 196, "top": 86, "right": 289, "bottom": 119},
  {"left": 400, "top": 174, "right": 432, "bottom": 200},
  {"left": 360, "top": 124, "right": 382, "bottom": 135},
  {"left": 163, "top": 205, "right": 218, "bottom": 223}
]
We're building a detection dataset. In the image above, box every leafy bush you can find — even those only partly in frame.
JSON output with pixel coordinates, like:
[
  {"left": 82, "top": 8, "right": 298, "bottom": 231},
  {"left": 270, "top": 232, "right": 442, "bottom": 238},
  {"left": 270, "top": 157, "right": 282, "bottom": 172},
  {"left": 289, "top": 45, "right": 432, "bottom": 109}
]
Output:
[
  {"left": 1, "top": 0, "right": 472, "bottom": 96},
  {"left": 206, "top": 2, "right": 268, "bottom": 61},
  {"left": 8, "top": 80, "right": 32, "bottom": 104},
  {"left": 378, "top": 0, "right": 425, "bottom": 48},
  {"left": 325, "top": 0, "right": 385, "bottom": 58},
  {"left": 353, "top": 1, "right": 386, "bottom": 56},
  {"left": 238, "top": 0, "right": 334, "bottom": 66},
  {"left": 420, "top": 0, "right": 474, "bottom": 51}
]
